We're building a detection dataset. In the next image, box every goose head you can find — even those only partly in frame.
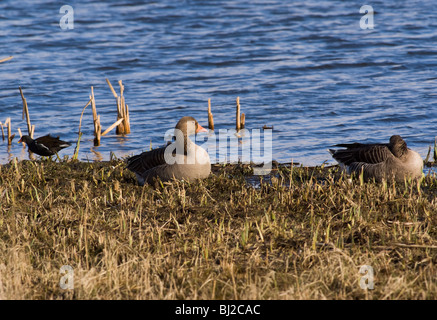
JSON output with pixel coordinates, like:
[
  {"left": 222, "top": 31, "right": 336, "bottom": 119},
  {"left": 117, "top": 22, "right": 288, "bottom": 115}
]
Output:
[
  {"left": 174, "top": 116, "right": 207, "bottom": 137},
  {"left": 389, "top": 135, "right": 408, "bottom": 158}
]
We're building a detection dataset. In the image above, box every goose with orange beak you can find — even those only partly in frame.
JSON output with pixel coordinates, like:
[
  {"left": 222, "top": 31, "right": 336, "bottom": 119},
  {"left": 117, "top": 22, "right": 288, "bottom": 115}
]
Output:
[{"left": 127, "top": 116, "right": 211, "bottom": 185}]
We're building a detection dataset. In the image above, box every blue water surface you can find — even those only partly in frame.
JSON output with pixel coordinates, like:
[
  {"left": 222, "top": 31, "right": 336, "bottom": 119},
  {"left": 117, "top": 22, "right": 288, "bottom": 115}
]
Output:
[{"left": 0, "top": 0, "right": 436, "bottom": 165}]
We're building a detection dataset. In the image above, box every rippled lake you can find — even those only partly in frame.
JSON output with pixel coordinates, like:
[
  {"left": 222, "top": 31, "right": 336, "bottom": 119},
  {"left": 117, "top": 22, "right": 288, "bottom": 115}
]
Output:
[{"left": 1, "top": 0, "right": 436, "bottom": 165}]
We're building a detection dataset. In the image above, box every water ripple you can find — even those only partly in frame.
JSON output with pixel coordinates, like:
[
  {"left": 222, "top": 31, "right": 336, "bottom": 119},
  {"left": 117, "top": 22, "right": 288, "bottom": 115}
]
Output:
[{"left": 1, "top": 0, "right": 436, "bottom": 165}]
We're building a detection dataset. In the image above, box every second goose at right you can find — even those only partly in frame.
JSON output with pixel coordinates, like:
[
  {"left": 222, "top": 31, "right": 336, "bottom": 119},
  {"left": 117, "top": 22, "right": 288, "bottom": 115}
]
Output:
[{"left": 329, "top": 135, "right": 423, "bottom": 182}]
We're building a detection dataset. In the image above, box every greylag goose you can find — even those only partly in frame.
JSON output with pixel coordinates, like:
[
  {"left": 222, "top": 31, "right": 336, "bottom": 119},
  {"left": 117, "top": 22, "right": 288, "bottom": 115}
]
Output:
[
  {"left": 329, "top": 135, "right": 423, "bottom": 182},
  {"left": 18, "top": 134, "right": 71, "bottom": 156},
  {"left": 127, "top": 116, "right": 211, "bottom": 185}
]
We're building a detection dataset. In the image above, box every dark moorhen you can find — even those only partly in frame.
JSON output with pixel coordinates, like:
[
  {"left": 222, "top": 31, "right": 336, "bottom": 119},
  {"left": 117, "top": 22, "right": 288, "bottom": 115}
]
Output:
[{"left": 18, "top": 134, "right": 72, "bottom": 157}]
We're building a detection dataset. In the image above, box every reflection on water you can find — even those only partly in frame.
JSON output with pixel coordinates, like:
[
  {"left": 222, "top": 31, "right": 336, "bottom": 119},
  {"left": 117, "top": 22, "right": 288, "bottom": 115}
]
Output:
[
  {"left": 90, "top": 147, "right": 103, "bottom": 162},
  {"left": 3, "top": 144, "right": 31, "bottom": 162}
]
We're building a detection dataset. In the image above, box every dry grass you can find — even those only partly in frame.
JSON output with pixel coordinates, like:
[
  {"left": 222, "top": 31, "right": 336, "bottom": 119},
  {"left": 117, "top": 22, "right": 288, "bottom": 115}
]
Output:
[{"left": 0, "top": 159, "right": 436, "bottom": 300}]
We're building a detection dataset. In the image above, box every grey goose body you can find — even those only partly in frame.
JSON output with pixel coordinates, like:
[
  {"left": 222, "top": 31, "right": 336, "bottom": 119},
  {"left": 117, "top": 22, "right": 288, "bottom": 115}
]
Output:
[
  {"left": 329, "top": 135, "right": 423, "bottom": 182},
  {"left": 127, "top": 116, "right": 211, "bottom": 185}
]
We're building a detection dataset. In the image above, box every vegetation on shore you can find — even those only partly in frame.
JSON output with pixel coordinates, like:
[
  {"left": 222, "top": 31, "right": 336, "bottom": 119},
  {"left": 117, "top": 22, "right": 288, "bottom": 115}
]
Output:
[{"left": 0, "top": 159, "right": 436, "bottom": 299}]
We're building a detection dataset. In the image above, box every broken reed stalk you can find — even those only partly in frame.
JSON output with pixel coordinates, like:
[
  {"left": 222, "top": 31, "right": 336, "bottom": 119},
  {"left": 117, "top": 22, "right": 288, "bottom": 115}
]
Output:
[
  {"left": 118, "top": 80, "right": 130, "bottom": 134},
  {"left": 0, "top": 121, "right": 4, "bottom": 141},
  {"left": 19, "top": 87, "right": 33, "bottom": 138},
  {"left": 240, "top": 113, "right": 245, "bottom": 129},
  {"left": 106, "top": 78, "right": 130, "bottom": 135},
  {"left": 17, "top": 128, "right": 25, "bottom": 146},
  {"left": 124, "top": 102, "right": 131, "bottom": 134},
  {"left": 106, "top": 78, "right": 118, "bottom": 98},
  {"left": 0, "top": 56, "right": 13, "bottom": 64},
  {"left": 5, "top": 118, "right": 15, "bottom": 145},
  {"left": 434, "top": 137, "right": 437, "bottom": 162},
  {"left": 102, "top": 118, "right": 124, "bottom": 136},
  {"left": 87, "top": 86, "right": 122, "bottom": 148},
  {"left": 116, "top": 95, "right": 125, "bottom": 134},
  {"left": 208, "top": 98, "right": 214, "bottom": 130},
  {"left": 90, "top": 87, "right": 101, "bottom": 146},
  {"left": 236, "top": 97, "right": 241, "bottom": 132}
]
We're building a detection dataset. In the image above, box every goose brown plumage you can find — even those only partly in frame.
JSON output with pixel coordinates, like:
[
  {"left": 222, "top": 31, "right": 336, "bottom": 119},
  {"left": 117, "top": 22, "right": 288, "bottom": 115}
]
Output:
[{"left": 329, "top": 135, "right": 423, "bottom": 182}]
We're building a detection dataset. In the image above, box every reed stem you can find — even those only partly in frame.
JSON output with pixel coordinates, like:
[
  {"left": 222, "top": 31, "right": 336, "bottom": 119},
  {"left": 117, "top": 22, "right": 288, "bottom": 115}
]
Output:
[
  {"left": 106, "top": 79, "right": 130, "bottom": 135},
  {"left": 19, "top": 87, "right": 33, "bottom": 138},
  {"left": 0, "top": 121, "right": 4, "bottom": 141},
  {"left": 0, "top": 56, "right": 13, "bottom": 64},
  {"left": 17, "top": 128, "right": 25, "bottom": 146},
  {"left": 90, "top": 87, "right": 101, "bottom": 146},
  {"left": 5, "top": 118, "right": 15, "bottom": 145},
  {"left": 73, "top": 98, "right": 92, "bottom": 160},
  {"left": 240, "top": 113, "right": 245, "bottom": 129},
  {"left": 208, "top": 98, "right": 214, "bottom": 130}
]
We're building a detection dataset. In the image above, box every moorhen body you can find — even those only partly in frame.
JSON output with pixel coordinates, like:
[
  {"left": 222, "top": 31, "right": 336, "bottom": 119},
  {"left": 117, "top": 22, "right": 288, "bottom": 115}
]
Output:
[{"left": 18, "top": 134, "right": 72, "bottom": 157}]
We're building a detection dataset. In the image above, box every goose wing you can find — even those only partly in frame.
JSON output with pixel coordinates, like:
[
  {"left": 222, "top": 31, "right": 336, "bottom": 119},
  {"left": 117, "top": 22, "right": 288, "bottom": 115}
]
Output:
[
  {"left": 330, "top": 143, "right": 393, "bottom": 165},
  {"left": 127, "top": 146, "right": 170, "bottom": 174}
]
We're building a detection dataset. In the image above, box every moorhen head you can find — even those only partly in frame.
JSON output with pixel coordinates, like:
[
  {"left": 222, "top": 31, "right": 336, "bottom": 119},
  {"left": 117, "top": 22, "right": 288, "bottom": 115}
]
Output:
[{"left": 18, "top": 134, "right": 72, "bottom": 157}]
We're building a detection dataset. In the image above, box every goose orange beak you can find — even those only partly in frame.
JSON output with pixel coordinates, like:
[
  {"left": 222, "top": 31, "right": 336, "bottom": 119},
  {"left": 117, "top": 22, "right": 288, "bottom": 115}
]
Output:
[{"left": 196, "top": 124, "right": 207, "bottom": 133}]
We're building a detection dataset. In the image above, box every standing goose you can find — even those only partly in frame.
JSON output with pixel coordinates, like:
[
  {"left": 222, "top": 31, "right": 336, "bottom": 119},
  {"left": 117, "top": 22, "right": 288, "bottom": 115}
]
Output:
[
  {"left": 127, "top": 116, "right": 211, "bottom": 185},
  {"left": 329, "top": 135, "right": 423, "bottom": 182},
  {"left": 18, "top": 134, "right": 71, "bottom": 157}
]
